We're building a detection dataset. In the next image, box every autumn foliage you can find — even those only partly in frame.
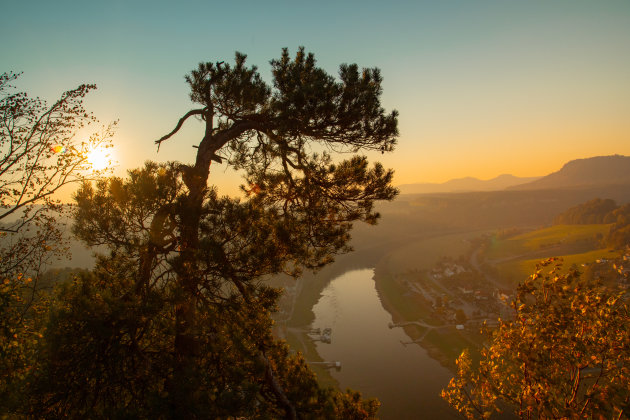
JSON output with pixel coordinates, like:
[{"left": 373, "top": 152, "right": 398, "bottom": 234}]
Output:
[{"left": 442, "top": 259, "right": 630, "bottom": 419}]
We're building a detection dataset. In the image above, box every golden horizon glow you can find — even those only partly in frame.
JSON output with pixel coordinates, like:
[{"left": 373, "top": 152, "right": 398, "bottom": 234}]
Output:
[{"left": 4, "top": 1, "right": 628, "bottom": 196}]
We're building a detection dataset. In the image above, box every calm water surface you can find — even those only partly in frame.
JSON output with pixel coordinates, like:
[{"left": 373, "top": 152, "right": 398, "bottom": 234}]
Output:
[{"left": 311, "top": 269, "right": 459, "bottom": 419}]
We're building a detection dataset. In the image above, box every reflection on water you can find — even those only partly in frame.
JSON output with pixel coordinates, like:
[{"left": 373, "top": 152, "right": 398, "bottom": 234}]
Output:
[{"left": 311, "top": 269, "right": 459, "bottom": 419}]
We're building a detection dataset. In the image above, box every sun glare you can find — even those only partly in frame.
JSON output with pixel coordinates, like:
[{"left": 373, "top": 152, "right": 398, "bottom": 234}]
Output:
[{"left": 87, "top": 147, "right": 111, "bottom": 171}]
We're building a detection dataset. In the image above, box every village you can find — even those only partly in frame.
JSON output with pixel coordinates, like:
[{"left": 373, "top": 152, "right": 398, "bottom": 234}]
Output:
[
  {"left": 392, "top": 248, "right": 630, "bottom": 331},
  {"left": 392, "top": 257, "right": 512, "bottom": 329}
]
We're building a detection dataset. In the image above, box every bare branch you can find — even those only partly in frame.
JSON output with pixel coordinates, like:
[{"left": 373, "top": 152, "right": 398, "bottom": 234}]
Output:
[{"left": 155, "top": 109, "right": 205, "bottom": 150}]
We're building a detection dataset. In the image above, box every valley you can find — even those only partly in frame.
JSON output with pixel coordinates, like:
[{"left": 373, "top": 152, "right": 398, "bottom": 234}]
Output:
[{"left": 271, "top": 167, "right": 630, "bottom": 417}]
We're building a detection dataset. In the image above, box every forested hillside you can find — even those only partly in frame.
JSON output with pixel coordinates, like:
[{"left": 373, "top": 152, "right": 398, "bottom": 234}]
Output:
[{"left": 554, "top": 198, "right": 630, "bottom": 249}]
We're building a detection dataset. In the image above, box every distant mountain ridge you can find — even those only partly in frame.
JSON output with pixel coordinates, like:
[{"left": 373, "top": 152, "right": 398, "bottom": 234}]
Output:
[
  {"left": 399, "top": 155, "right": 630, "bottom": 195},
  {"left": 398, "top": 174, "right": 541, "bottom": 195},
  {"left": 510, "top": 155, "right": 630, "bottom": 190}
]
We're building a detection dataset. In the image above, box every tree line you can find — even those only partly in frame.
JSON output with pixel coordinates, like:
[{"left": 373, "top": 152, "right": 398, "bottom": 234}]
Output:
[{"left": 554, "top": 198, "right": 630, "bottom": 249}]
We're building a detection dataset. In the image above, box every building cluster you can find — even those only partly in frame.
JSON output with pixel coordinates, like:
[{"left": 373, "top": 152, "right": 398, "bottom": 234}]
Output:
[{"left": 397, "top": 260, "right": 512, "bottom": 328}]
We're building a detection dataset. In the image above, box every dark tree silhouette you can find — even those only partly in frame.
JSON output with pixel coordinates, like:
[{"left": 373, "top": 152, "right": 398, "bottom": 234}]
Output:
[{"left": 37, "top": 48, "right": 398, "bottom": 418}]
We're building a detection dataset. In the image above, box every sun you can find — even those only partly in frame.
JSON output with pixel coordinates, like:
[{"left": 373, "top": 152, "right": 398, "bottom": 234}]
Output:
[{"left": 87, "top": 147, "right": 111, "bottom": 171}]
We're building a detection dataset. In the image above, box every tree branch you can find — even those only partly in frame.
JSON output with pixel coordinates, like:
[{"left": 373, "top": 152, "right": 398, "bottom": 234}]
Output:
[
  {"left": 195, "top": 119, "right": 262, "bottom": 169},
  {"left": 259, "top": 351, "right": 297, "bottom": 420},
  {"left": 155, "top": 109, "right": 205, "bottom": 150}
]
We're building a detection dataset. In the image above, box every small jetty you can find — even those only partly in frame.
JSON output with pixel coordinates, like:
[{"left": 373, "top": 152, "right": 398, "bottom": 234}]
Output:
[
  {"left": 308, "top": 361, "right": 342, "bottom": 371},
  {"left": 309, "top": 327, "right": 332, "bottom": 343},
  {"left": 389, "top": 320, "right": 442, "bottom": 329},
  {"left": 320, "top": 327, "right": 332, "bottom": 343},
  {"left": 400, "top": 339, "right": 424, "bottom": 346}
]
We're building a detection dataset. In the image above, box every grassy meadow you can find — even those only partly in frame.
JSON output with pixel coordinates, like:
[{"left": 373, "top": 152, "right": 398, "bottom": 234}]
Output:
[{"left": 485, "top": 224, "right": 618, "bottom": 284}]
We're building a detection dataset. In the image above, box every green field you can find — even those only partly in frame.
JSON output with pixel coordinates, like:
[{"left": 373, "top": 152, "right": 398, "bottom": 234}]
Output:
[
  {"left": 487, "top": 224, "right": 618, "bottom": 284},
  {"left": 487, "top": 224, "right": 611, "bottom": 260}
]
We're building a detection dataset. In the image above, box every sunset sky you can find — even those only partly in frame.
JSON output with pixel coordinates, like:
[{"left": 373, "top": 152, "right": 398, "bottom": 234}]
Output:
[{"left": 2, "top": 0, "right": 629, "bottom": 195}]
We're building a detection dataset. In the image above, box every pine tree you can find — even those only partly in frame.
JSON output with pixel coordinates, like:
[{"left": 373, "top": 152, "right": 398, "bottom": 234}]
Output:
[{"left": 36, "top": 48, "right": 398, "bottom": 419}]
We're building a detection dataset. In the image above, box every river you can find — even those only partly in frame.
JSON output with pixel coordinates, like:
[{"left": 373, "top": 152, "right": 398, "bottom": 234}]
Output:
[{"left": 311, "top": 269, "right": 459, "bottom": 419}]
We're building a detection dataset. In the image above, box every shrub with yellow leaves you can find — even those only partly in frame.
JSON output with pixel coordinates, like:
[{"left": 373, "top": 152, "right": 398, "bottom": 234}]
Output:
[{"left": 442, "top": 258, "right": 630, "bottom": 419}]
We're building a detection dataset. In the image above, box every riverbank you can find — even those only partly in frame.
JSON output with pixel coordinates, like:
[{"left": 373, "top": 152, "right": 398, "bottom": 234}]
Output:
[
  {"left": 310, "top": 269, "right": 460, "bottom": 419},
  {"left": 282, "top": 327, "right": 338, "bottom": 389},
  {"left": 373, "top": 257, "right": 484, "bottom": 370}
]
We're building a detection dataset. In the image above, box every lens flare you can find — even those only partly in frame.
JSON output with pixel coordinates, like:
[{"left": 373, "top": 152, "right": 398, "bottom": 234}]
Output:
[{"left": 51, "top": 145, "right": 66, "bottom": 154}]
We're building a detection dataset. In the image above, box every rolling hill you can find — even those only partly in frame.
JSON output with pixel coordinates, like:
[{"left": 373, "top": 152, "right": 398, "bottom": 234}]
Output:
[
  {"left": 399, "top": 155, "right": 630, "bottom": 195},
  {"left": 510, "top": 155, "right": 630, "bottom": 190},
  {"left": 398, "top": 174, "right": 540, "bottom": 194}
]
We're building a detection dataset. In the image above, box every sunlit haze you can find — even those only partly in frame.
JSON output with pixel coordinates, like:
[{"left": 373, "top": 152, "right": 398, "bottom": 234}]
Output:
[
  {"left": 3, "top": 0, "right": 629, "bottom": 196},
  {"left": 87, "top": 146, "right": 114, "bottom": 171},
  {"left": 4, "top": 2, "right": 630, "bottom": 417}
]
